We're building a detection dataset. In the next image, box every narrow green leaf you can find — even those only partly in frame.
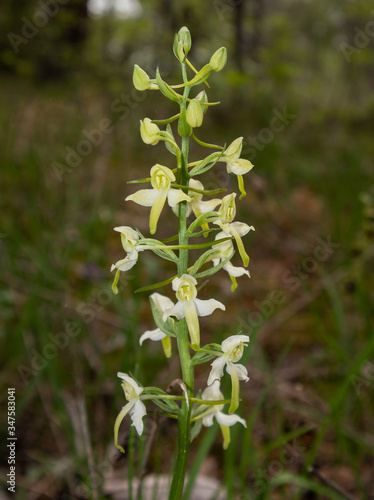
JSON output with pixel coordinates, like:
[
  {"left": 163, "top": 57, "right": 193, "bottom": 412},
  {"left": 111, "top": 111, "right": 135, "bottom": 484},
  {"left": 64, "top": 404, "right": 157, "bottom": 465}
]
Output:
[
  {"left": 171, "top": 183, "right": 226, "bottom": 196},
  {"left": 156, "top": 68, "right": 182, "bottom": 102},
  {"left": 127, "top": 177, "right": 151, "bottom": 184},
  {"left": 135, "top": 275, "right": 176, "bottom": 294},
  {"left": 165, "top": 124, "right": 177, "bottom": 156},
  {"left": 190, "top": 418, "right": 203, "bottom": 442},
  {"left": 189, "top": 149, "right": 225, "bottom": 176},
  {"left": 187, "top": 210, "right": 219, "bottom": 234},
  {"left": 188, "top": 249, "right": 217, "bottom": 276},
  {"left": 194, "top": 251, "right": 235, "bottom": 279}
]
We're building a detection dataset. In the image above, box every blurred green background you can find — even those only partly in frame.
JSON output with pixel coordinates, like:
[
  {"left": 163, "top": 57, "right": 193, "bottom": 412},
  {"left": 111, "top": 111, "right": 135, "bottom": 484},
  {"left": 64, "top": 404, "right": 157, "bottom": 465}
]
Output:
[{"left": 1, "top": 0, "right": 373, "bottom": 498}]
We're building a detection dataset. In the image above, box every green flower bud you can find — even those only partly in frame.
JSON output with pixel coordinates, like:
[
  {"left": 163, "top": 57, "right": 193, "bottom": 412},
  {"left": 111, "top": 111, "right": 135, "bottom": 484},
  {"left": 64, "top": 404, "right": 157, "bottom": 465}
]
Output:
[
  {"left": 178, "top": 26, "right": 191, "bottom": 55},
  {"left": 140, "top": 118, "right": 160, "bottom": 145},
  {"left": 186, "top": 99, "right": 204, "bottom": 128},
  {"left": 196, "top": 90, "right": 209, "bottom": 115},
  {"left": 173, "top": 26, "right": 192, "bottom": 62},
  {"left": 209, "top": 47, "right": 227, "bottom": 72},
  {"left": 133, "top": 65, "right": 151, "bottom": 91}
]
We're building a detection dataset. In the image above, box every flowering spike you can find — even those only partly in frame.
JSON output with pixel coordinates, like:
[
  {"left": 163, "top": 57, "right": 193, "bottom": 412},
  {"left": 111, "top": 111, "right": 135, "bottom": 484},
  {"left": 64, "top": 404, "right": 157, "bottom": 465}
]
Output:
[{"left": 113, "top": 28, "right": 255, "bottom": 480}]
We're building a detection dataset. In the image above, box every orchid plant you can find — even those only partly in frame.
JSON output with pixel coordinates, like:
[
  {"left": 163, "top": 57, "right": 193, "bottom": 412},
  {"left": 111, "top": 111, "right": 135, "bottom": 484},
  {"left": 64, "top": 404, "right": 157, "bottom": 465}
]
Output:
[{"left": 112, "top": 27, "right": 254, "bottom": 500}]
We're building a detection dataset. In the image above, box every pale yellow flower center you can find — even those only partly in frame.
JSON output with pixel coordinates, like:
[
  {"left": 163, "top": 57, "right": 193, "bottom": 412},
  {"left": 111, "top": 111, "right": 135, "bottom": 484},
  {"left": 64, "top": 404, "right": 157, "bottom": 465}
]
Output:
[
  {"left": 122, "top": 381, "right": 137, "bottom": 402},
  {"left": 179, "top": 284, "right": 193, "bottom": 301},
  {"left": 227, "top": 342, "right": 244, "bottom": 362},
  {"left": 153, "top": 171, "right": 170, "bottom": 191}
]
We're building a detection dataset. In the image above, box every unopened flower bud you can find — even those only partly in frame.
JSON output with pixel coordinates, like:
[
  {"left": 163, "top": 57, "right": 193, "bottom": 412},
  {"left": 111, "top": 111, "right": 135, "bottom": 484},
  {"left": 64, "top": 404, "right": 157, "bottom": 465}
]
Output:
[
  {"left": 133, "top": 65, "right": 151, "bottom": 91},
  {"left": 173, "top": 26, "right": 192, "bottom": 62},
  {"left": 178, "top": 26, "right": 191, "bottom": 55},
  {"left": 140, "top": 118, "right": 160, "bottom": 145},
  {"left": 209, "top": 47, "right": 227, "bottom": 72},
  {"left": 196, "top": 90, "right": 209, "bottom": 115},
  {"left": 186, "top": 99, "right": 204, "bottom": 128}
]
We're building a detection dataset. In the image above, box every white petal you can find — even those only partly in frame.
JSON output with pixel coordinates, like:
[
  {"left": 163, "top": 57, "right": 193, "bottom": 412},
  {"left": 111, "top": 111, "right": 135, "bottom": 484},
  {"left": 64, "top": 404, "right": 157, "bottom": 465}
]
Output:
[
  {"left": 167, "top": 188, "right": 191, "bottom": 207},
  {"left": 194, "top": 198, "right": 222, "bottom": 214},
  {"left": 194, "top": 298, "right": 225, "bottom": 317},
  {"left": 226, "top": 158, "right": 254, "bottom": 175},
  {"left": 117, "top": 373, "right": 143, "bottom": 396},
  {"left": 126, "top": 189, "right": 158, "bottom": 207},
  {"left": 172, "top": 274, "right": 197, "bottom": 292},
  {"left": 163, "top": 301, "right": 185, "bottom": 321},
  {"left": 221, "top": 335, "right": 250, "bottom": 353},
  {"left": 228, "top": 222, "right": 255, "bottom": 237},
  {"left": 111, "top": 252, "right": 138, "bottom": 272},
  {"left": 228, "top": 362, "right": 249, "bottom": 382},
  {"left": 139, "top": 328, "right": 166, "bottom": 345},
  {"left": 215, "top": 410, "right": 247, "bottom": 428},
  {"left": 151, "top": 293, "right": 175, "bottom": 313},
  {"left": 202, "top": 412, "right": 215, "bottom": 427},
  {"left": 202, "top": 379, "right": 223, "bottom": 401},
  {"left": 114, "top": 226, "right": 139, "bottom": 242},
  {"left": 189, "top": 178, "right": 204, "bottom": 191},
  {"left": 130, "top": 399, "right": 147, "bottom": 436},
  {"left": 223, "top": 262, "right": 250, "bottom": 278},
  {"left": 207, "top": 357, "right": 226, "bottom": 386}
]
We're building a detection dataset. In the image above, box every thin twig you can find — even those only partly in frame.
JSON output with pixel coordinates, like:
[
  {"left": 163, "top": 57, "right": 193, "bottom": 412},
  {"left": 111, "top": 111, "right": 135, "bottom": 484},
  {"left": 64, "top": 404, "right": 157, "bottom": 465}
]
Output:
[{"left": 309, "top": 465, "right": 358, "bottom": 500}]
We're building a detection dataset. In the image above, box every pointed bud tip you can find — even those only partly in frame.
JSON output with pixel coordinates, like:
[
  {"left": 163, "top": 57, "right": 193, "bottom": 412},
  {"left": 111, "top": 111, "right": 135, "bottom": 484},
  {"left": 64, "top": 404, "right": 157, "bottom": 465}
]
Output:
[
  {"left": 210, "top": 47, "right": 227, "bottom": 72},
  {"left": 133, "top": 65, "right": 150, "bottom": 91}
]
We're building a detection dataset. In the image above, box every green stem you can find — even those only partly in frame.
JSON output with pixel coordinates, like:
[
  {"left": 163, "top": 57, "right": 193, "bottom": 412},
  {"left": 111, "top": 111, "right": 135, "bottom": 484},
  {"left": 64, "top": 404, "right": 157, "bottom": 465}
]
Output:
[{"left": 168, "top": 61, "right": 193, "bottom": 500}]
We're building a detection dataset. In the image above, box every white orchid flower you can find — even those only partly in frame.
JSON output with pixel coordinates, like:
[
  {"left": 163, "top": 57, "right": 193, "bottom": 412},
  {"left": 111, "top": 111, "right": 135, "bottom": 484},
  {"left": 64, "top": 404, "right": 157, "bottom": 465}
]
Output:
[
  {"left": 221, "top": 137, "right": 254, "bottom": 199},
  {"left": 212, "top": 232, "right": 250, "bottom": 291},
  {"left": 186, "top": 179, "right": 221, "bottom": 235},
  {"left": 207, "top": 334, "right": 249, "bottom": 414},
  {"left": 213, "top": 193, "right": 254, "bottom": 267},
  {"left": 139, "top": 293, "right": 174, "bottom": 358},
  {"left": 126, "top": 164, "right": 191, "bottom": 235},
  {"left": 111, "top": 226, "right": 141, "bottom": 273},
  {"left": 163, "top": 274, "right": 225, "bottom": 350},
  {"left": 201, "top": 380, "right": 247, "bottom": 449},
  {"left": 114, "top": 373, "right": 147, "bottom": 453}
]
